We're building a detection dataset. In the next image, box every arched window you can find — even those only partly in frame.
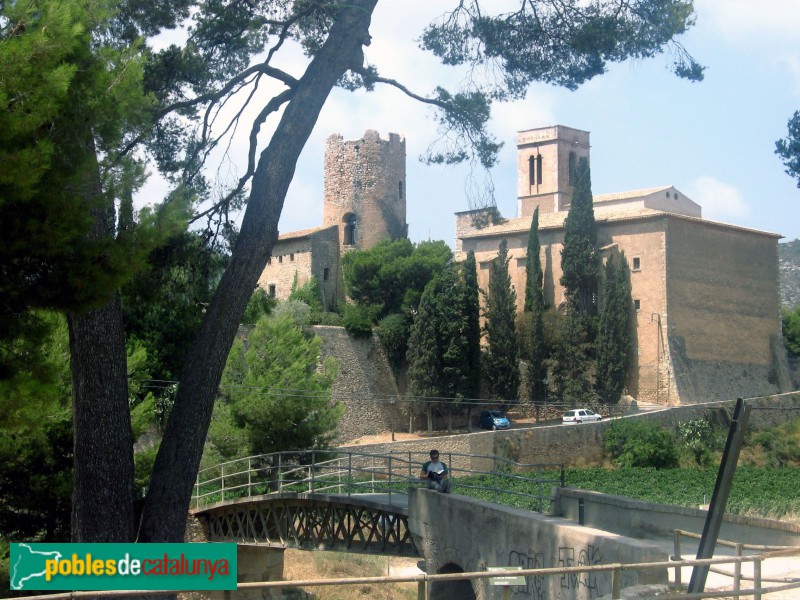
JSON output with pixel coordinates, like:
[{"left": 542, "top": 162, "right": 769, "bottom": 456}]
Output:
[
  {"left": 536, "top": 154, "right": 543, "bottom": 185},
  {"left": 343, "top": 213, "right": 357, "bottom": 246},
  {"left": 323, "top": 267, "right": 330, "bottom": 281},
  {"left": 528, "top": 156, "right": 536, "bottom": 186},
  {"left": 568, "top": 151, "right": 576, "bottom": 185}
]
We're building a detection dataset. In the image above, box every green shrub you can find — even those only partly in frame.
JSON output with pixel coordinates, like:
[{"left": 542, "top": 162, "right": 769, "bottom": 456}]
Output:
[
  {"left": 749, "top": 417, "right": 800, "bottom": 467},
  {"left": 377, "top": 313, "right": 410, "bottom": 370},
  {"left": 677, "top": 419, "right": 723, "bottom": 467},
  {"left": 316, "top": 311, "right": 344, "bottom": 326},
  {"left": 242, "top": 287, "right": 275, "bottom": 325},
  {"left": 343, "top": 304, "right": 377, "bottom": 338},
  {"left": 604, "top": 420, "right": 679, "bottom": 469}
]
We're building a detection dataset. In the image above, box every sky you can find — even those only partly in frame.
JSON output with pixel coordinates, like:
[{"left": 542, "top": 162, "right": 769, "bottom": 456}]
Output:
[{"left": 144, "top": 0, "right": 800, "bottom": 248}]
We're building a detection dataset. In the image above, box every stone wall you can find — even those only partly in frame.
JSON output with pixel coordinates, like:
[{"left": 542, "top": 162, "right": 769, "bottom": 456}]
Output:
[
  {"left": 664, "top": 218, "right": 789, "bottom": 404},
  {"left": 339, "top": 394, "right": 800, "bottom": 469},
  {"left": 314, "top": 326, "right": 399, "bottom": 443},
  {"left": 322, "top": 130, "right": 407, "bottom": 251}
]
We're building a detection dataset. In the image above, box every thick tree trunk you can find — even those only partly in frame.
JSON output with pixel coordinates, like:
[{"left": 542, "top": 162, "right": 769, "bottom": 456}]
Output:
[
  {"left": 68, "top": 137, "right": 135, "bottom": 543},
  {"left": 138, "top": 0, "right": 378, "bottom": 543}
]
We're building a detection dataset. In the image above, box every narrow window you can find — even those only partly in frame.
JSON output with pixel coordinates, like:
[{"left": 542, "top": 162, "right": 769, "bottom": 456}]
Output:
[
  {"left": 278, "top": 255, "right": 283, "bottom": 263},
  {"left": 632, "top": 257, "right": 641, "bottom": 271},
  {"left": 267, "top": 257, "right": 271, "bottom": 265},
  {"left": 634, "top": 299, "right": 641, "bottom": 311},
  {"left": 290, "top": 253, "right": 295, "bottom": 262},
  {"left": 343, "top": 213, "right": 357, "bottom": 246},
  {"left": 323, "top": 267, "right": 329, "bottom": 281},
  {"left": 268, "top": 284, "right": 276, "bottom": 298},
  {"left": 536, "top": 154, "right": 543, "bottom": 185},
  {"left": 568, "top": 152, "right": 576, "bottom": 185},
  {"left": 528, "top": 156, "right": 536, "bottom": 186},
  {"left": 399, "top": 181, "right": 404, "bottom": 199}
]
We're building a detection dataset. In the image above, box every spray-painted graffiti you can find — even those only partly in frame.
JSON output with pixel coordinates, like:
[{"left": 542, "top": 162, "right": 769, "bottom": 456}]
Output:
[
  {"left": 559, "top": 544, "right": 603, "bottom": 597},
  {"left": 508, "top": 550, "right": 546, "bottom": 600}
]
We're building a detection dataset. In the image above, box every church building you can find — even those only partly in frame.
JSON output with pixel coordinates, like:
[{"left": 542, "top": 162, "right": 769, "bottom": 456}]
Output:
[{"left": 456, "top": 125, "right": 790, "bottom": 405}]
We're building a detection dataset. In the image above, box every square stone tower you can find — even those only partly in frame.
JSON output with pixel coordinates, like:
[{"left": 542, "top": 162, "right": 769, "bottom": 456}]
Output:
[{"left": 517, "top": 125, "right": 590, "bottom": 217}]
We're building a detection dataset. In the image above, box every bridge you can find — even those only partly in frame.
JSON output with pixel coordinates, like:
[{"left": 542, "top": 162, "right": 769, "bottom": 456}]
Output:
[{"left": 192, "top": 450, "right": 561, "bottom": 557}]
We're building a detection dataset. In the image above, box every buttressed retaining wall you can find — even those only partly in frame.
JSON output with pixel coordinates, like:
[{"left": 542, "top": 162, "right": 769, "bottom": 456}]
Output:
[{"left": 408, "top": 487, "right": 667, "bottom": 600}]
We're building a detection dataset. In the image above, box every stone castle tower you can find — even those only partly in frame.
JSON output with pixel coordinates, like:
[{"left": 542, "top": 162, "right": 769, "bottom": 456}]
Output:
[
  {"left": 322, "top": 130, "right": 408, "bottom": 252},
  {"left": 517, "top": 125, "right": 590, "bottom": 217}
]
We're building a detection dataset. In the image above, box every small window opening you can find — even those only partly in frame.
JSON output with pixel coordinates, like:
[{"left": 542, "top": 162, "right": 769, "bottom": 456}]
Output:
[
  {"left": 267, "top": 257, "right": 271, "bottom": 265},
  {"left": 343, "top": 213, "right": 357, "bottom": 246},
  {"left": 399, "top": 181, "right": 404, "bottom": 199},
  {"left": 634, "top": 299, "right": 641, "bottom": 311},
  {"left": 568, "top": 151, "right": 577, "bottom": 185},
  {"left": 323, "top": 267, "right": 329, "bottom": 281},
  {"left": 278, "top": 255, "right": 283, "bottom": 263},
  {"left": 632, "top": 257, "right": 641, "bottom": 271},
  {"left": 536, "top": 154, "right": 543, "bottom": 185},
  {"left": 528, "top": 156, "right": 536, "bottom": 186},
  {"left": 290, "top": 253, "right": 294, "bottom": 262},
  {"left": 268, "top": 285, "right": 276, "bottom": 298}
]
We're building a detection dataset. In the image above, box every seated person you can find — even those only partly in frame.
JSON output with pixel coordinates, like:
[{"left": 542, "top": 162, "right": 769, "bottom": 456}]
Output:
[{"left": 420, "top": 449, "right": 451, "bottom": 493}]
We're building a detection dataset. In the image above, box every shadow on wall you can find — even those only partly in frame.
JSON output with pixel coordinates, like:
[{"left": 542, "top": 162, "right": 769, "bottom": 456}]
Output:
[{"left": 430, "top": 562, "right": 476, "bottom": 600}]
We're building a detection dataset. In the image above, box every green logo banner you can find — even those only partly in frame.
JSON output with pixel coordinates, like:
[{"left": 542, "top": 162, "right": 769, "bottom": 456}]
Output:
[{"left": 10, "top": 543, "right": 238, "bottom": 591}]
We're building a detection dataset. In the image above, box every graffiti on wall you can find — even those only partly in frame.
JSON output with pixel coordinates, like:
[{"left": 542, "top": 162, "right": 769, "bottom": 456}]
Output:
[
  {"left": 508, "top": 550, "right": 546, "bottom": 600},
  {"left": 559, "top": 544, "right": 602, "bottom": 596}
]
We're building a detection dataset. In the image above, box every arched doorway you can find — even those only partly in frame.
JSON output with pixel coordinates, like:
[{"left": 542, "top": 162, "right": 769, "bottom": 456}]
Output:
[{"left": 431, "top": 562, "right": 476, "bottom": 600}]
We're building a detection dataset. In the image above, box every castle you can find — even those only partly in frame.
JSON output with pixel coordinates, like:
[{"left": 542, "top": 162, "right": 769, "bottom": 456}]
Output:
[
  {"left": 258, "top": 130, "right": 407, "bottom": 309},
  {"left": 259, "top": 125, "right": 790, "bottom": 406}
]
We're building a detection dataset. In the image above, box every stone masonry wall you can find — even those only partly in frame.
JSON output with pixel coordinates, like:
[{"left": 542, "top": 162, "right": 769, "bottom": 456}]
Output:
[
  {"left": 313, "top": 326, "right": 399, "bottom": 443},
  {"left": 322, "top": 130, "right": 406, "bottom": 251}
]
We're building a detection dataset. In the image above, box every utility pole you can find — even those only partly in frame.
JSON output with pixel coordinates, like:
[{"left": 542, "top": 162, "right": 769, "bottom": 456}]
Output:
[{"left": 687, "top": 397, "right": 751, "bottom": 593}]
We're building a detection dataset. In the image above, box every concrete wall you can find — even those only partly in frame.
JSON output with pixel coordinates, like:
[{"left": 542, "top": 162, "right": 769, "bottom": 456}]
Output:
[
  {"left": 408, "top": 487, "right": 667, "bottom": 600},
  {"left": 554, "top": 487, "right": 800, "bottom": 548}
]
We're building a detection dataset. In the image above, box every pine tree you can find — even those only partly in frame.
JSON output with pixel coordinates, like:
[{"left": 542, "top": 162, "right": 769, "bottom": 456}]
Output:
[
  {"left": 463, "top": 251, "right": 482, "bottom": 400},
  {"left": 483, "top": 239, "right": 520, "bottom": 404},
  {"left": 520, "top": 209, "right": 548, "bottom": 403},
  {"left": 595, "top": 254, "right": 632, "bottom": 404},
  {"left": 560, "top": 157, "right": 599, "bottom": 317}
]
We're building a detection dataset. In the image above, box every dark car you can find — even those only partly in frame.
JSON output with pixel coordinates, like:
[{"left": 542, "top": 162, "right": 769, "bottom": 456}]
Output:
[{"left": 479, "top": 410, "right": 511, "bottom": 430}]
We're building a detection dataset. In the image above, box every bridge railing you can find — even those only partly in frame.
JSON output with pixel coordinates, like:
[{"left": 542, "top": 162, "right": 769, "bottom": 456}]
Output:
[{"left": 193, "top": 450, "right": 564, "bottom": 512}]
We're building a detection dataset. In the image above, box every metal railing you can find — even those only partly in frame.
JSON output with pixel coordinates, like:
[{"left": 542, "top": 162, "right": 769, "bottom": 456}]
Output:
[
  {"left": 672, "top": 528, "right": 800, "bottom": 594},
  {"left": 193, "top": 449, "right": 564, "bottom": 512},
  {"left": 8, "top": 547, "right": 799, "bottom": 600}
]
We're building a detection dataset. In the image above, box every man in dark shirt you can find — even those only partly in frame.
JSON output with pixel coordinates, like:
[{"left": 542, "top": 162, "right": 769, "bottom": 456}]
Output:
[{"left": 420, "top": 449, "right": 451, "bottom": 493}]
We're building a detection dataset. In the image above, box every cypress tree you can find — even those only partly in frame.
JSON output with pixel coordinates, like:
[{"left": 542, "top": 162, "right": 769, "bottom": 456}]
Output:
[
  {"left": 483, "top": 239, "right": 520, "bottom": 404},
  {"left": 463, "top": 251, "right": 482, "bottom": 401},
  {"left": 595, "top": 254, "right": 632, "bottom": 404},
  {"left": 560, "top": 157, "right": 598, "bottom": 317},
  {"left": 520, "top": 209, "right": 547, "bottom": 403}
]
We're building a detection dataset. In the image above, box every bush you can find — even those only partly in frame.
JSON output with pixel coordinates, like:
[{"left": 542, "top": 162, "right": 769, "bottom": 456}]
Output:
[
  {"left": 677, "top": 419, "right": 723, "bottom": 467},
  {"left": 604, "top": 420, "right": 679, "bottom": 469},
  {"left": 343, "top": 304, "right": 377, "bottom": 338},
  {"left": 377, "top": 313, "right": 410, "bottom": 370},
  {"left": 748, "top": 417, "right": 800, "bottom": 467}
]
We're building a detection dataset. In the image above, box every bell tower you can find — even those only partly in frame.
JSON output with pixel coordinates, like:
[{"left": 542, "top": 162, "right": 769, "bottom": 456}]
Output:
[{"left": 517, "top": 125, "right": 590, "bottom": 217}]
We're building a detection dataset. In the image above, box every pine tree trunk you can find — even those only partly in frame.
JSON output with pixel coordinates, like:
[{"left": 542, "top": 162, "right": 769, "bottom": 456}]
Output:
[{"left": 137, "top": 0, "right": 378, "bottom": 543}]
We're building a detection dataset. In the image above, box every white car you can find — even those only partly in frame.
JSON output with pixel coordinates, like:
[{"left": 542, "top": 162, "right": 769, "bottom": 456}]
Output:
[{"left": 562, "top": 408, "right": 602, "bottom": 424}]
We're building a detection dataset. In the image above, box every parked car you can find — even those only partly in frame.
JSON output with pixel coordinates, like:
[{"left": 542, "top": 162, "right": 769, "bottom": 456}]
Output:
[
  {"left": 562, "top": 408, "right": 602, "bottom": 424},
  {"left": 479, "top": 410, "right": 511, "bottom": 430}
]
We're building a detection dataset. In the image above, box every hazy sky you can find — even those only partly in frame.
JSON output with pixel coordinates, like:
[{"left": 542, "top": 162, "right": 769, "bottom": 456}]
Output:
[{"left": 148, "top": 1, "right": 800, "bottom": 247}]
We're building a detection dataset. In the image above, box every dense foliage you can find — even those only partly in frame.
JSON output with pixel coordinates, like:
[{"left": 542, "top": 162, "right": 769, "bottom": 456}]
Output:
[
  {"left": 781, "top": 305, "right": 800, "bottom": 357},
  {"left": 594, "top": 254, "right": 632, "bottom": 403},
  {"left": 776, "top": 111, "right": 800, "bottom": 188},
  {"left": 604, "top": 420, "right": 679, "bottom": 469},
  {"left": 342, "top": 239, "right": 452, "bottom": 321},
  {"left": 482, "top": 239, "right": 520, "bottom": 403},
  {"left": 520, "top": 209, "right": 547, "bottom": 403},
  {"left": 560, "top": 157, "right": 598, "bottom": 317}
]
